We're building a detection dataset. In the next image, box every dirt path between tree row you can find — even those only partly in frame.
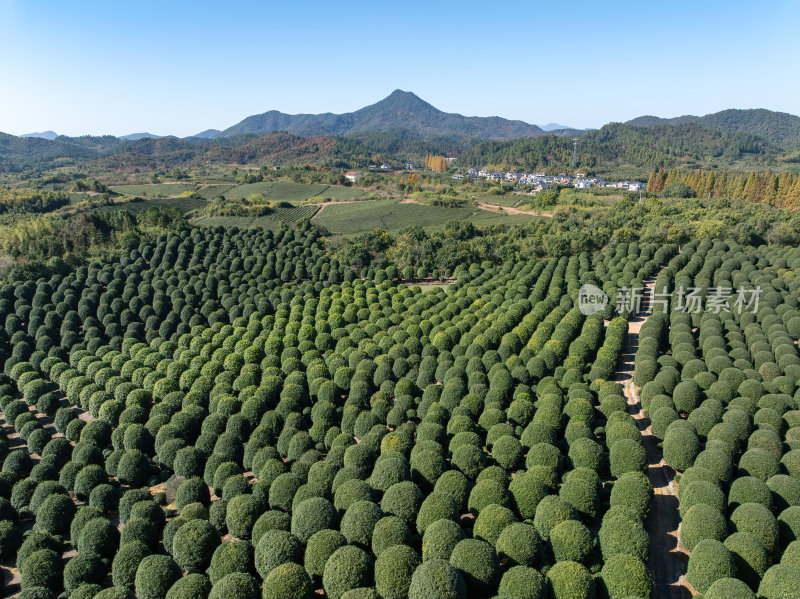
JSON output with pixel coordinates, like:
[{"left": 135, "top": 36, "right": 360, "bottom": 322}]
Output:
[
  {"left": 0, "top": 382, "right": 95, "bottom": 595},
  {"left": 612, "top": 277, "right": 691, "bottom": 599}
]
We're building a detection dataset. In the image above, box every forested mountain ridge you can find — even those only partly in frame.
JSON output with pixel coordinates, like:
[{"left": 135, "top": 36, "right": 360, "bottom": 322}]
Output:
[
  {"left": 626, "top": 108, "right": 800, "bottom": 149},
  {"left": 0, "top": 129, "right": 477, "bottom": 173},
  {"left": 456, "top": 122, "right": 778, "bottom": 174},
  {"left": 2, "top": 95, "right": 799, "bottom": 175},
  {"left": 0, "top": 123, "right": 790, "bottom": 177},
  {"left": 625, "top": 115, "right": 699, "bottom": 128},
  {"left": 0, "top": 132, "right": 100, "bottom": 163}
]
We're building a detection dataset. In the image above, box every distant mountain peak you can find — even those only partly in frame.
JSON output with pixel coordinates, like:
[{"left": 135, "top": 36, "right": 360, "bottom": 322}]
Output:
[
  {"left": 218, "top": 90, "right": 543, "bottom": 140},
  {"left": 623, "top": 108, "right": 800, "bottom": 148},
  {"left": 382, "top": 89, "right": 428, "bottom": 104},
  {"left": 21, "top": 131, "right": 58, "bottom": 140},
  {"left": 120, "top": 132, "right": 163, "bottom": 141},
  {"left": 354, "top": 90, "right": 441, "bottom": 121},
  {"left": 540, "top": 123, "right": 572, "bottom": 131},
  {"left": 625, "top": 114, "right": 698, "bottom": 128},
  {"left": 192, "top": 129, "right": 222, "bottom": 139},
  {"left": 387, "top": 88, "right": 419, "bottom": 99}
]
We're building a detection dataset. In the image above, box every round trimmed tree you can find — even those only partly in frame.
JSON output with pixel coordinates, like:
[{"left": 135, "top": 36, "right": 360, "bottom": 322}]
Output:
[
  {"left": 533, "top": 495, "right": 576, "bottom": 540},
  {"left": 758, "top": 564, "right": 800, "bottom": 599},
  {"left": 291, "top": 497, "right": 337, "bottom": 544},
  {"left": 375, "top": 544, "right": 421, "bottom": 599},
  {"left": 545, "top": 561, "right": 593, "bottom": 599},
  {"left": 421, "top": 518, "right": 466, "bottom": 562},
  {"left": 550, "top": 519, "right": 592, "bottom": 564},
  {"left": 372, "top": 515, "right": 412, "bottom": 557},
  {"left": 172, "top": 518, "right": 220, "bottom": 572},
  {"left": 724, "top": 531, "right": 769, "bottom": 591},
  {"left": 134, "top": 554, "right": 182, "bottom": 599},
  {"left": 449, "top": 539, "right": 500, "bottom": 598},
  {"left": 207, "top": 540, "right": 254, "bottom": 584},
  {"left": 680, "top": 503, "right": 727, "bottom": 551},
  {"left": 112, "top": 540, "right": 151, "bottom": 588},
  {"left": 254, "top": 529, "right": 302, "bottom": 580},
  {"left": 598, "top": 516, "right": 648, "bottom": 562},
  {"left": 165, "top": 573, "right": 212, "bottom": 599},
  {"left": 304, "top": 529, "right": 347, "bottom": 580},
  {"left": 472, "top": 503, "right": 517, "bottom": 546},
  {"left": 705, "top": 577, "right": 755, "bottom": 599},
  {"left": 207, "top": 572, "right": 259, "bottom": 599},
  {"left": 498, "top": 565, "right": 544, "bottom": 599},
  {"left": 408, "top": 559, "right": 466, "bottom": 599},
  {"left": 599, "top": 553, "right": 653, "bottom": 599},
  {"left": 322, "top": 545, "right": 373, "bottom": 599},
  {"left": 730, "top": 502, "right": 778, "bottom": 555},
  {"left": 686, "top": 539, "right": 735, "bottom": 594},
  {"left": 262, "top": 562, "right": 313, "bottom": 599}
]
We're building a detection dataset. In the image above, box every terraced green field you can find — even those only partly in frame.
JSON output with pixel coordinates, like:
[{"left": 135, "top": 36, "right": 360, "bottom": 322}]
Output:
[
  {"left": 313, "top": 199, "right": 534, "bottom": 235},
  {"left": 109, "top": 183, "right": 234, "bottom": 200},
  {"left": 223, "top": 182, "right": 371, "bottom": 203},
  {"left": 193, "top": 204, "right": 320, "bottom": 229},
  {"left": 108, "top": 181, "right": 371, "bottom": 206},
  {"left": 98, "top": 196, "right": 209, "bottom": 214},
  {"left": 223, "top": 182, "right": 330, "bottom": 202},
  {"left": 313, "top": 186, "right": 371, "bottom": 201},
  {"left": 472, "top": 194, "right": 523, "bottom": 208}
]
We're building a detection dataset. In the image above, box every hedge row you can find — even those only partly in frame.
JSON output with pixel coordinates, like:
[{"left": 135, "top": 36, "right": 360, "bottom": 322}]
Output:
[{"left": 635, "top": 240, "right": 800, "bottom": 595}]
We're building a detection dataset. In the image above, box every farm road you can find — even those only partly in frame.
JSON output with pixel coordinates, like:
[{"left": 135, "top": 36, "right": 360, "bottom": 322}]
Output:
[{"left": 612, "top": 277, "right": 691, "bottom": 599}]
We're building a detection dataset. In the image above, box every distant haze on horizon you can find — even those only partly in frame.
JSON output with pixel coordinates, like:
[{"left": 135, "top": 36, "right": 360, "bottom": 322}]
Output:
[{"left": 1, "top": 0, "right": 798, "bottom": 138}]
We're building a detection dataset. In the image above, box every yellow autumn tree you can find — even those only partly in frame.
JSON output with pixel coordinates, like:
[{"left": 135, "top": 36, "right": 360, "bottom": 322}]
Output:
[{"left": 425, "top": 153, "right": 448, "bottom": 172}]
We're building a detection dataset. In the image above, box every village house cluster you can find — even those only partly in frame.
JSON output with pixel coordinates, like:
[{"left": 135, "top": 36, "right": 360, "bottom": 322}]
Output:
[
  {"left": 462, "top": 168, "right": 645, "bottom": 193},
  {"left": 346, "top": 162, "right": 645, "bottom": 193}
]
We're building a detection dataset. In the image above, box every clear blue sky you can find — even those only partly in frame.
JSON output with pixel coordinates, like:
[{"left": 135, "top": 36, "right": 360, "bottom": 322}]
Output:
[{"left": 1, "top": 0, "right": 798, "bottom": 137}]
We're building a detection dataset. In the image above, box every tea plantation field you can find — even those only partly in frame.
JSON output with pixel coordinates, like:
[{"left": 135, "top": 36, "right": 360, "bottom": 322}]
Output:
[
  {"left": 313, "top": 199, "right": 534, "bottom": 235},
  {"left": 193, "top": 205, "right": 320, "bottom": 230},
  {"left": 109, "top": 184, "right": 234, "bottom": 200}
]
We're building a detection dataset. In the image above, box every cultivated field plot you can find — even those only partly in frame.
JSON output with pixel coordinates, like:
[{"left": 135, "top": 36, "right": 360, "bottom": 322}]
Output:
[
  {"left": 466, "top": 210, "right": 536, "bottom": 229},
  {"left": 223, "top": 182, "right": 330, "bottom": 202},
  {"left": 98, "top": 196, "right": 209, "bottom": 215},
  {"left": 194, "top": 185, "right": 237, "bottom": 200},
  {"left": 471, "top": 194, "right": 523, "bottom": 208},
  {"left": 224, "top": 182, "right": 371, "bottom": 203},
  {"left": 109, "top": 184, "right": 234, "bottom": 200},
  {"left": 68, "top": 192, "right": 95, "bottom": 205},
  {"left": 110, "top": 184, "right": 196, "bottom": 197},
  {"left": 557, "top": 190, "right": 625, "bottom": 208},
  {"left": 313, "top": 186, "right": 371, "bottom": 202},
  {"left": 0, "top": 230, "right": 678, "bottom": 599},
  {"left": 194, "top": 204, "right": 320, "bottom": 230},
  {"left": 313, "top": 199, "right": 534, "bottom": 235}
]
